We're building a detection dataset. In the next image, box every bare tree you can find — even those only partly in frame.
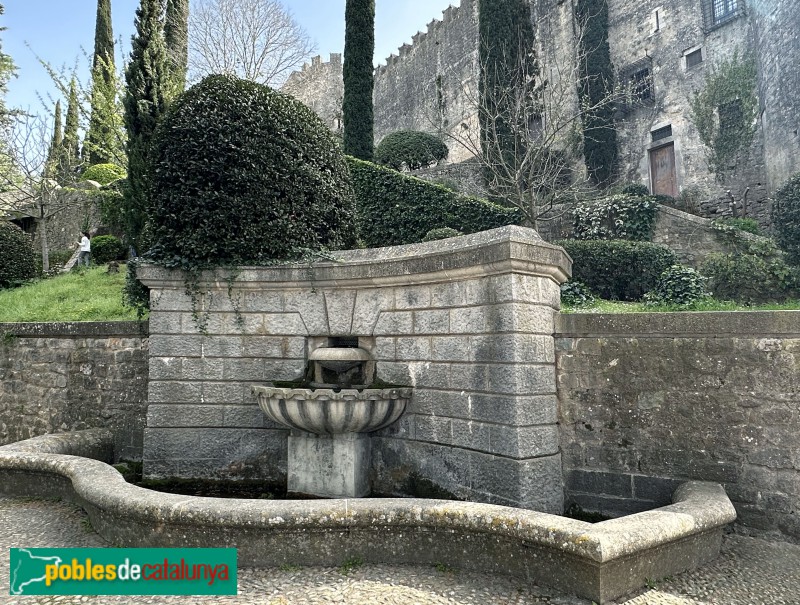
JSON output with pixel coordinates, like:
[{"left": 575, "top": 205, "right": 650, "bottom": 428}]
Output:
[
  {"left": 0, "top": 114, "right": 89, "bottom": 272},
  {"left": 441, "top": 13, "right": 627, "bottom": 230},
  {"left": 189, "top": 0, "right": 316, "bottom": 87}
]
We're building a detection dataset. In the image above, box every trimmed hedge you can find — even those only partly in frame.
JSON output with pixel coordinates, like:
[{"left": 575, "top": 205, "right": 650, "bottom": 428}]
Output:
[
  {"left": 702, "top": 252, "right": 799, "bottom": 304},
  {"left": 772, "top": 173, "right": 800, "bottom": 265},
  {"left": 556, "top": 239, "right": 678, "bottom": 301},
  {"left": 349, "top": 157, "right": 520, "bottom": 247},
  {"left": 149, "top": 75, "right": 356, "bottom": 266},
  {"left": 375, "top": 130, "right": 449, "bottom": 171},
  {"left": 81, "top": 163, "right": 127, "bottom": 185},
  {"left": 0, "top": 222, "right": 36, "bottom": 288},
  {"left": 91, "top": 235, "right": 127, "bottom": 264}
]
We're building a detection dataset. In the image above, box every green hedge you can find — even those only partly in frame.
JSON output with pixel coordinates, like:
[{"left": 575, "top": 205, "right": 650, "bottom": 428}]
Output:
[
  {"left": 91, "top": 235, "right": 127, "bottom": 264},
  {"left": 81, "top": 163, "right": 127, "bottom": 186},
  {"left": 573, "top": 193, "right": 659, "bottom": 241},
  {"left": 0, "top": 222, "right": 36, "bottom": 288},
  {"left": 702, "top": 252, "right": 799, "bottom": 303},
  {"left": 348, "top": 157, "right": 520, "bottom": 247},
  {"left": 375, "top": 130, "right": 449, "bottom": 170},
  {"left": 556, "top": 239, "right": 678, "bottom": 301}
]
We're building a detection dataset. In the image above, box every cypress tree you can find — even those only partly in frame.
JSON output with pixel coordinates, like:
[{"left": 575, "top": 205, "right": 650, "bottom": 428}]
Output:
[
  {"left": 478, "top": 0, "right": 537, "bottom": 200},
  {"left": 0, "top": 3, "right": 15, "bottom": 126},
  {"left": 342, "top": 0, "right": 375, "bottom": 161},
  {"left": 60, "top": 79, "right": 81, "bottom": 181},
  {"left": 87, "top": 0, "right": 117, "bottom": 165},
  {"left": 45, "top": 100, "right": 63, "bottom": 179},
  {"left": 164, "top": 0, "right": 189, "bottom": 96},
  {"left": 123, "top": 0, "right": 170, "bottom": 253},
  {"left": 576, "top": 0, "right": 617, "bottom": 187}
]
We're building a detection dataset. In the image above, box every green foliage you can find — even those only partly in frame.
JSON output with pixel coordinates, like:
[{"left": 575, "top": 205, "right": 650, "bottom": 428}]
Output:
[
  {"left": 422, "top": 227, "right": 463, "bottom": 242},
  {"left": 123, "top": 259, "right": 150, "bottom": 318},
  {"left": 60, "top": 79, "right": 82, "bottom": 182},
  {"left": 348, "top": 157, "right": 520, "bottom": 247},
  {"left": 0, "top": 3, "right": 16, "bottom": 128},
  {"left": 90, "top": 235, "right": 126, "bottom": 264},
  {"left": 0, "top": 222, "right": 36, "bottom": 288},
  {"left": 81, "top": 163, "right": 126, "bottom": 185},
  {"left": 689, "top": 50, "right": 758, "bottom": 182},
  {"left": 478, "top": 0, "right": 537, "bottom": 196},
  {"left": 164, "top": 0, "right": 189, "bottom": 96},
  {"left": 35, "top": 249, "right": 74, "bottom": 275},
  {"left": 342, "top": 0, "right": 375, "bottom": 160},
  {"left": 149, "top": 75, "right": 356, "bottom": 266},
  {"left": 123, "top": 0, "right": 171, "bottom": 253},
  {"left": 716, "top": 217, "right": 761, "bottom": 236},
  {"left": 772, "top": 173, "right": 800, "bottom": 265},
  {"left": 702, "top": 253, "right": 799, "bottom": 304},
  {"left": 375, "top": 131, "right": 449, "bottom": 171},
  {"left": 573, "top": 193, "right": 659, "bottom": 241},
  {"left": 619, "top": 182, "right": 649, "bottom": 197},
  {"left": 86, "top": 0, "right": 116, "bottom": 165},
  {"left": 44, "top": 100, "right": 63, "bottom": 179},
  {"left": 560, "top": 281, "right": 596, "bottom": 307},
  {"left": 644, "top": 265, "right": 710, "bottom": 307},
  {"left": 576, "top": 0, "right": 617, "bottom": 187},
  {"left": 91, "top": 181, "right": 126, "bottom": 235},
  {"left": 556, "top": 239, "right": 677, "bottom": 301}
]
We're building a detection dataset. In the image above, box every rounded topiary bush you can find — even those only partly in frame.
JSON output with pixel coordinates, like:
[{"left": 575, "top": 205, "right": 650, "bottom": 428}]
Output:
[
  {"left": 644, "top": 265, "right": 710, "bottom": 307},
  {"left": 0, "top": 222, "right": 36, "bottom": 288},
  {"left": 81, "top": 163, "right": 127, "bottom": 186},
  {"left": 375, "top": 130, "right": 449, "bottom": 171},
  {"left": 772, "top": 173, "right": 800, "bottom": 265},
  {"left": 149, "top": 75, "right": 356, "bottom": 265},
  {"left": 90, "top": 235, "right": 127, "bottom": 264}
]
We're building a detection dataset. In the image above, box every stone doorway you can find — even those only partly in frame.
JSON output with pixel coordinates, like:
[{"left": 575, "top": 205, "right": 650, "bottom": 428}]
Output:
[{"left": 650, "top": 143, "right": 678, "bottom": 197}]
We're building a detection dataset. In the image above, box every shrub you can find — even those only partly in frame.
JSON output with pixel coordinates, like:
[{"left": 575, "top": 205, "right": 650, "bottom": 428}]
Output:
[
  {"left": 0, "top": 222, "right": 36, "bottom": 288},
  {"left": 149, "top": 75, "right": 356, "bottom": 266},
  {"left": 619, "top": 183, "right": 649, "bottom": 197},
  {"left": 556, "top": 239, "right": 678, "bottom": 301},
  {"left": 349, "top": 157, "right": 520, "bottom": 247},
  {"left": 717, "top": 217, "right": 761, "bottom": 236},
  {"left": 93, "top": 183, "right": 127, "bottom": 236},
  {"left": 375, "top": 130, "right": 449, "bottom": 171},
  {"left": 702, "top": 253, "right": 799, "bottom": 303},
  {"left": 560, "top": 281, "right": 595, "bottom": 307},
  {"left": 81, "top": 163, "right": 127, "bottom": 186},
  {"left": 573, "top": 193, "right": 659, "bottom": 241},
  {"left": 422, "top": 228, "right": 463, "bottom": 242},
  {"left": 644, "top": 265, "right": 710, "bottom": 307},
  {"left": 772, "top": 173, "right": 800, "bottom": 265},
  {"left": 91, "top": 235, "right": 127, "bottom": 264}
]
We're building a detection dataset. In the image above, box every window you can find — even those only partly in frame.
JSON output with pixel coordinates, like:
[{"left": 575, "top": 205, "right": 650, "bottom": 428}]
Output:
[
  {"left": 651, "top": 125, "right": 673, "bottom": 142},
  {"left": 701, "top": 0, "right": 743, "bottom": 30},
  {"left": 685, "top": 48, "right": 703, "bottom": 69},
  {"left": 620, "top": 59, "right": 654, "bottom": 106}
]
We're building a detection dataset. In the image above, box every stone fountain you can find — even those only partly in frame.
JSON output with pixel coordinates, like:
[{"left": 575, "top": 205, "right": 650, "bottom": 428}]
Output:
[{"left": 253, "top": 337, "right": 411, "bottom": 498}]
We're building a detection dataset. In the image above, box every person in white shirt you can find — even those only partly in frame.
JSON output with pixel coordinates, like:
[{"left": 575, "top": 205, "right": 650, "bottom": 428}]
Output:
[{"left": 77, "top": 232, "right": 91, "bottom": 267}]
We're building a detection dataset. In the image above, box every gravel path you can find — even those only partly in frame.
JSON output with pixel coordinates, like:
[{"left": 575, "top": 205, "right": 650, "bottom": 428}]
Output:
[{"left": 2, "top": 496, "right": 799, "bottom": 605}]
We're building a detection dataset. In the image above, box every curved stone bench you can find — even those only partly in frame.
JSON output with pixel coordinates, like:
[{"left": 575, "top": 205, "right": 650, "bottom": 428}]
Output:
[{"left": 0, "top": 430, "right": 736, "bottom": 604}]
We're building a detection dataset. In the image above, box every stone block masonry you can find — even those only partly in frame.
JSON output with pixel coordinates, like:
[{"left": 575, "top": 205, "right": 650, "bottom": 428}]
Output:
[
  {"left": 0, "top": 322, "right": 148, "bottom": 460},
  {"left": 557, "top": 311, "right": 800, "bottom": 540},
  {"left": 138, "top": 226, "right": 571, "bottom": 513}
]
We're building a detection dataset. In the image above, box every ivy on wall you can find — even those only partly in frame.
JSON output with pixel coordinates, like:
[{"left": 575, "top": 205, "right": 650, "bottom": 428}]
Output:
[
  {"left": 575, "top": 0, "right": 618, "bottom": 187},
  {"left": 689, "top": 50, "right": 758, "bottom": 183}
]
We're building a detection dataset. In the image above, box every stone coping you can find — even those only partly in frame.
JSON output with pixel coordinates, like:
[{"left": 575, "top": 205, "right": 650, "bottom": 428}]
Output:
[
  {"left": 0, "top": 430, "right": 736, "bottom": 603},
  {"left": 0, "top": 321, "right": 148, "bottom": 338},
  {"left": 558, "top": 310, "right": 800, "bottom": 338},
  {"left": 137, "top": 225, "right": 572, "bottom": 290}
]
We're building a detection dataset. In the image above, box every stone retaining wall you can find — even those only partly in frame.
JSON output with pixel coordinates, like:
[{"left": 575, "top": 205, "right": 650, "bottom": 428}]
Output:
[
  {"left": 557, "top": 311, "right": 800, "bottom": 540},
  {"left": 0, "top": 322, "right": 148, "bottom": 460}
]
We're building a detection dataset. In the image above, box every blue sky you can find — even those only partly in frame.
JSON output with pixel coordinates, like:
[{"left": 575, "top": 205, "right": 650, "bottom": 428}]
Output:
[{"left": 3, "top": 0, "right": 459, "bottom": 117}]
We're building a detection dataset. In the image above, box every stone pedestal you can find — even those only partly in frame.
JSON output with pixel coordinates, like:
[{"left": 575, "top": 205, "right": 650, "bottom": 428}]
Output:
[{"left": 288, "top": 432, "right": 370, "bottom": 498}]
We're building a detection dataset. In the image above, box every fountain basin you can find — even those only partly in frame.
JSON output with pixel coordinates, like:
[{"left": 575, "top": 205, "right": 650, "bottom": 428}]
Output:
[{"left": 253, "top": 386, "right": 411, "bottom": 435}]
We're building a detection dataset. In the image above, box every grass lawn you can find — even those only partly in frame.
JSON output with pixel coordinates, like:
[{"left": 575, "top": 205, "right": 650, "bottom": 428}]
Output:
[
  {"left": 0, "top": 266, "right": 144, "bottom": 323},
  {"left": 562, "top": 298, "right": 800, "bottom": 313}
]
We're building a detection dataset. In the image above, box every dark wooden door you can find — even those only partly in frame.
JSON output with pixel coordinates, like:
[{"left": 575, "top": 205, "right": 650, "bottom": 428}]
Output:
[{"left": 650, "top": 143, "right": 677, "bottom": 197}]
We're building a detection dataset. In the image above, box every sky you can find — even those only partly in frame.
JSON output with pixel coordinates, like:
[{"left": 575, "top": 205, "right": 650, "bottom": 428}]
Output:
[{"left": 3, "top": 0, "right": 460, "bottom": 117}]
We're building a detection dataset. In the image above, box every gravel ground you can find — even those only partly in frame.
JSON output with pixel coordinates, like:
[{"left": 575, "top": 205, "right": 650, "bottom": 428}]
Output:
[{"left": 2, "top": 496, "right": 799, "bottom": 605}]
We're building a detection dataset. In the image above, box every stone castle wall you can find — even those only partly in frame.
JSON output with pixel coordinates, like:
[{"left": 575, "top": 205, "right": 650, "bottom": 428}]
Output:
[{"left": 282, "top": 54, "right": 344, "bottom": 135}]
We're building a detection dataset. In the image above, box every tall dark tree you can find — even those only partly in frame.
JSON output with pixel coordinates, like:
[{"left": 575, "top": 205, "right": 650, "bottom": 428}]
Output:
[
  {"left": 164, "top": 0, "right": 189, "bottom": 95},
  {"left": 576, "top": 0, "right": 617, "bottom": 187},
  {"left": 123, "top": 0, "right": 170, "bottom": 253},
  {"left": 477, "top": 0, "right": 537, "bottom": 201},
  {"left": 45, "top": 100, "right": 63, "bottom": 178},
  {"left": 0, "top": 3, "right": 16, "bottom": 126},
  {"left": 86, "top": 0, "right": 117, "bottom": 164},
  {"left": 60, "top": 79, "right": 81, "bottom": 181},
  {"left": 342, "top": 0, "right": 375, "bottom": 160}
]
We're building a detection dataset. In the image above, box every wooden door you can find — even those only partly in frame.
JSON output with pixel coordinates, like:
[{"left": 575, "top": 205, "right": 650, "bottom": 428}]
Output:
[{"left": 650, "top": 143, "right": 677, "bottom": 197}]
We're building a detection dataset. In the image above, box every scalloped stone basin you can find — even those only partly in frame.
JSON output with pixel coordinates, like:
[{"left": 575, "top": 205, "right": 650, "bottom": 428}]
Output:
[{"left": 253, "top": 386, "right": 411, "bottom": 435}]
